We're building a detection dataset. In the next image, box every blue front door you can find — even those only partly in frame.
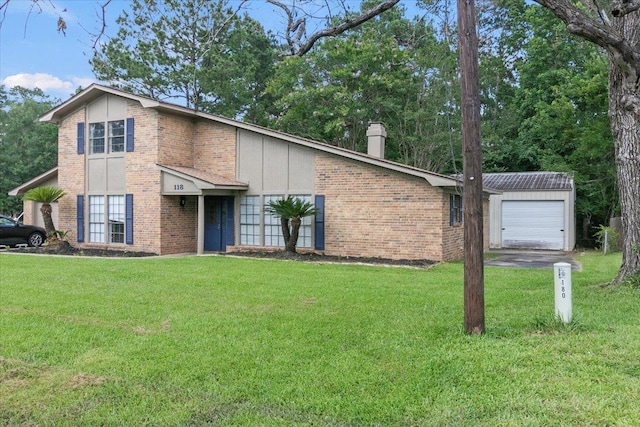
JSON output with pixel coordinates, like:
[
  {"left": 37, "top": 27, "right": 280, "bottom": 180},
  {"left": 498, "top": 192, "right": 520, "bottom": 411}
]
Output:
[{"left": 204, "top": 197, "right": 226, "bottom": 251}]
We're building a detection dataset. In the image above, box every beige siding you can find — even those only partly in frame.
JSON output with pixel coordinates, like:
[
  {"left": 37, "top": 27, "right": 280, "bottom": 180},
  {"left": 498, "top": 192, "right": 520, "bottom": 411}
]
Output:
[
  {"left": 263, "top": 137, "right": 289, "bottom": 192},
  {"left": 237, "top": 130, "right": 263, "bottom": 193},
  {"left": 106, "top": 158, "right": 126, "bottom": 192},
  {"left": 237, "top": 129, "right": 315, "bottom": 195},
  {"left": 288, "top": 145, "right": 314, "bottom": 193}
]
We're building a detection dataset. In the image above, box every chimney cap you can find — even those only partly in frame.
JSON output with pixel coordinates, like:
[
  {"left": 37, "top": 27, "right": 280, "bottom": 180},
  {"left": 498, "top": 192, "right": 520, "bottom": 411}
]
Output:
[{"left": 366, "top": 122, "right": 387, "bottom": 137}]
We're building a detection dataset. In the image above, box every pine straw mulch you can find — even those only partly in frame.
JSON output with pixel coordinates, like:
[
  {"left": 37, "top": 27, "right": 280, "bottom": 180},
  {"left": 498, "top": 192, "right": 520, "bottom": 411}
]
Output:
[{"left": 10, "top": 241, "right": 436, "bottom": 268}]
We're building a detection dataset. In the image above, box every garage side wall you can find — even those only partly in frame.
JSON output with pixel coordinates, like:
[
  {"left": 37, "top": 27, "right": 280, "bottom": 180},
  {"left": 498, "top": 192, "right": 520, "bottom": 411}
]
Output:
[{"left": 489, "top": 190, "right": 575, "bottom": 251}]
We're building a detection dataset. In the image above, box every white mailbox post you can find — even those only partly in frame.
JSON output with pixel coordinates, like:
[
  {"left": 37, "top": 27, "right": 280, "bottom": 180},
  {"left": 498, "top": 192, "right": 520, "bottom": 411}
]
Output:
[{"left": 554, "top": 262, "right": 572, "bottom": 323}]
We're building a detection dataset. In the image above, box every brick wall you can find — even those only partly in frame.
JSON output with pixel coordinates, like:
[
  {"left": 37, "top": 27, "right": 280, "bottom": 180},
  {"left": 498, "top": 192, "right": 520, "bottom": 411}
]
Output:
[
  {"left": 194, "top": 120, "right": 237, "bottom": 179},
  {"left": 157, "top": 113, "right": 195, "bottom": 167},
  {"left": 440, "top": 192, "right": 464, "bottom": 261},
  {"left": 57, "top": 108, "right": 87, "bottom": 244},
  {"left": 160, "top": 195, "right": 197, "bottom": 254},
  {"left": 56, "top": 103, "right": 239, "bottom": 256},
  {"left": 315, "top": 153, "right": 448, "bottom": 261},
  {"left": 123, "top": 103, "right": 164, "bottom": 254}
]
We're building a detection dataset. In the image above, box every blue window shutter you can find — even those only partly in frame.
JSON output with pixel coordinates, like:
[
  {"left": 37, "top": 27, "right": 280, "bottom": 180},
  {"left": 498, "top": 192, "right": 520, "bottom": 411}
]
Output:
[
  {"left": 126, "top": 194, "right": 134, "bottom": 245},
  {"left": 126, "top": 118, "right": 135, "bottom": 152},
  {"left": 77, "top": 195, "right": 84, "bottom": 243},
  {"left": 226, "top": 196, "right": 235, "bottom": 246},
  {"left": 77, "top": 122, "right": 85, "bottom": 154},
  {"left": 449, "top": 194, "right": 454, "bottom": 226},
  {"left": 314, "top": 195, "right": 325, "bottom": 250}
]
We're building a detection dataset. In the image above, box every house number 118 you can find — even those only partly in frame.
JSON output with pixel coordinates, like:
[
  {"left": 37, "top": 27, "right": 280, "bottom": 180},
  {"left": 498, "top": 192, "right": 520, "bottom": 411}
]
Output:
[{"left": 174, "top": 184, "right": 184, "bottom": 190}]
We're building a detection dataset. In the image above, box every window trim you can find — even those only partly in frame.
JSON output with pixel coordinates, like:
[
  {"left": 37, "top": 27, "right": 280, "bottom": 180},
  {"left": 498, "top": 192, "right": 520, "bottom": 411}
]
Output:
[
  {"left": 240, "top": 194, "right": 315, "bottom": 248},
  {"left": 88, "top": 119, "right": 127, "bottom": 156},
  {"left": 239, "top": 195, "right": 260, "bottom": 246},
  {"left": 88, "top": 194, "right": 129, "bottom": 244}
]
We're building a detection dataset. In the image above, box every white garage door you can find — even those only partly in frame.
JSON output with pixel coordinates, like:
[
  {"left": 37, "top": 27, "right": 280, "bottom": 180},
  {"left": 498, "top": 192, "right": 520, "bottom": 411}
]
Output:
[{"left": 501, "top": 201, "right": 565, "bottom": 250}]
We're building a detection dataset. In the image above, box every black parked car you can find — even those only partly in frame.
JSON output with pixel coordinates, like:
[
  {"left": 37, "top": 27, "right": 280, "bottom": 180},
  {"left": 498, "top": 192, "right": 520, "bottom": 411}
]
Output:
[{"left": 0, "top": 214, "right": 47, "bottom": 247}]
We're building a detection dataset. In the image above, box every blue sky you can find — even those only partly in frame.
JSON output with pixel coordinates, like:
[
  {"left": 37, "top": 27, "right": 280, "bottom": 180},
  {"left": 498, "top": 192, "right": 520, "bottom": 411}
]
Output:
[
  {"left": 0, "top": 0, "right": 124, "bottom": 99},
  {"left": 1, "top": 0, "right": 423, "bottom": 101}
]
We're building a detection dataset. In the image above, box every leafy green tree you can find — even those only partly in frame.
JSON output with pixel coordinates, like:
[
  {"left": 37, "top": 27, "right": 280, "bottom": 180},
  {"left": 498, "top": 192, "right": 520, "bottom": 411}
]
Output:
[
  {"left": 0, "top": 86, "right": 58, "bottom": 216},
  {"left": 530, "top": 0, "right": 640, "bottom": 283},
  {"left": 91, "top": 0, "right": 277, "bottom": 119},
  {"left": 22, "top": 186, "right": 66, "bottom": 238},
  {"left": 478, "top": 1, "right": 615, "bottom": 246},
  {"left": 477, "top": 0, "right": 530, "bottom": 171},
  {"left": 264, "top": 196, "right": 318, "bottom": 253},
  {"left": 266, "top": 2, "right": 461, "bottom": 173}
]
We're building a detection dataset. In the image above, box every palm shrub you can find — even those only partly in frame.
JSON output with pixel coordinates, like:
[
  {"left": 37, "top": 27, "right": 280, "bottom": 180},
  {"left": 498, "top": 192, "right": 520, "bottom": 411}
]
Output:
[
  {"left": 22, "top": 186, "right": 66, "bottom": 239},
  {"left": 264, "top": 196, "right": 318, "bottom": 253}
]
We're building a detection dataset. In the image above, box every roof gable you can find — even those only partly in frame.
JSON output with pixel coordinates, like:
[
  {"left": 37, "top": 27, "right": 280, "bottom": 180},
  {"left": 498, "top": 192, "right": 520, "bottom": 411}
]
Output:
[{"left": 8, "top": 167, "right": 58, "bottom": 196}]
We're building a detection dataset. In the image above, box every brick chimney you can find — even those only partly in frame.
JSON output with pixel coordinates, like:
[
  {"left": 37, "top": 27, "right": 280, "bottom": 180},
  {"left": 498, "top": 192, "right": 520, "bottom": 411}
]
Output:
[{"left": 366, "top": 122, "right": 386, "bottom": 159}]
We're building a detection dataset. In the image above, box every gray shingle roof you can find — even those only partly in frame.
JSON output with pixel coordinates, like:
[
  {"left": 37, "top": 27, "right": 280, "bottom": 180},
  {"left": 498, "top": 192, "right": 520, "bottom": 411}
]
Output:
[{"left": 482, "top": 172, "right": 573, "bottom": 191}]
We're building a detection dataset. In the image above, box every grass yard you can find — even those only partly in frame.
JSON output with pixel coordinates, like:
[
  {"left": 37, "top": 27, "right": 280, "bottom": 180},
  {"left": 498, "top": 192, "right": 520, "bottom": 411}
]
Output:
[{"left": 1, "top": 251, "right": 638, "bottom": 426}]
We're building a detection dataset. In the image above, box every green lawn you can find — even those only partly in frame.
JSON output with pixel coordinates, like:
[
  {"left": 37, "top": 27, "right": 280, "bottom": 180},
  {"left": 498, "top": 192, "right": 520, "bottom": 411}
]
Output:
[{"left": 1, "top": 251, "right": 638, "bottom": 426}]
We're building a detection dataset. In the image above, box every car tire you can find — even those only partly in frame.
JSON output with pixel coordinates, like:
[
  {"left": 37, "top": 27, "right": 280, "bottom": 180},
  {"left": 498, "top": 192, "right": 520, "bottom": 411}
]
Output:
[{"left": 28, "top": 232, "right": 44, "bottom": 247}]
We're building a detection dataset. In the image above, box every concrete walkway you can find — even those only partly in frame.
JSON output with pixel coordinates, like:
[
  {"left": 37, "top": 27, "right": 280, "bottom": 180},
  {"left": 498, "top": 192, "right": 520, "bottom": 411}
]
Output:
[{"left": 484, "top": 249, "right": 581, "bottom": 271}]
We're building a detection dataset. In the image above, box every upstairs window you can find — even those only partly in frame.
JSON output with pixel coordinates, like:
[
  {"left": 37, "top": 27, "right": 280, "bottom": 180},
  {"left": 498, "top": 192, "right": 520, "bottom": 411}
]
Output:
[
  {"left": 109, "top": 121, "right": 125, "bottom": 152},
  {"left": 89, "top": 120, "right": 125, "bottom": 154},
  {"left": 89, "top": 123, "right": 105, "bottom": 154}
]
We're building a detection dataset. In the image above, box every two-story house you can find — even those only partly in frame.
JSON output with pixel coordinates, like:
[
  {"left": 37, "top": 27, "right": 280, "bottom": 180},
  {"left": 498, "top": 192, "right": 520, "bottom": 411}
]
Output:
[{"left": 11, "top": 84, "right": 491, "bottom": 261}]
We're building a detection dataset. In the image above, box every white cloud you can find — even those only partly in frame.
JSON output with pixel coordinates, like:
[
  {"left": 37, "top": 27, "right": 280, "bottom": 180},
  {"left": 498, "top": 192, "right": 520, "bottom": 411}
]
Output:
[{"left": 2, "top": 73, "right": 95, "bottom": 94}]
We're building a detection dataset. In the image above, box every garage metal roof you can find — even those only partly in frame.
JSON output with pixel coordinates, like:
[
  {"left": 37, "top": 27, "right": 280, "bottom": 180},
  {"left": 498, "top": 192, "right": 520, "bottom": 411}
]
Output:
[{"left": 482, "top": 172, "right": 573, "bottom": 191}]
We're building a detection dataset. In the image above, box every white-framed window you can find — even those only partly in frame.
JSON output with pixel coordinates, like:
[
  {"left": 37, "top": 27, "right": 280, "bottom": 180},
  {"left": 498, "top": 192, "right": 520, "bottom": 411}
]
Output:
[
  {"left": 264, "top": 195, "right": 285, "bottom": 247},
  {"left": 108, "top": 195, "right": 125, "bottom": 243},
  {"left": 239, "top": 194, "right": 316, "bottom": 248},
  {"left": 89, "top": 195, "right": 105, "bottom": 242},
  {"left": 109, "top": 121, "right": 125, "bottom": 152},
  {"left": 291, "top": 194, "right": 312, "bottom": 248},
  {"left": 89, "top": 194, "right": 126, "bottom": 243},
  {"left": 89, "top": 120, "right": 125, "bottom": 154},
  {"left": 240, "top": 195, "right": 260, "bottom": 245},
  {"left": 89, "top": 123, "right": 105, "bottom": 154}
]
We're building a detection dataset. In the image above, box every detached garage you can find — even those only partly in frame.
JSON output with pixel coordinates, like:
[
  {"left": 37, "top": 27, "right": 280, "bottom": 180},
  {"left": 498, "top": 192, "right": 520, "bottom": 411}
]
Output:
[{"left": 485, "top": 172, "right": 575, "bottom": 251}]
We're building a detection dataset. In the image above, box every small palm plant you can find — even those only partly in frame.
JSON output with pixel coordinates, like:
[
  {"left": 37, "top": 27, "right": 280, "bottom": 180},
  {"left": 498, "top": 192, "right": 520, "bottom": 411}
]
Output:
[
  {"left": 265, "top": 196, "right": 318, "bottom": 253},
  {"left": 22, "top": 186, "right": 66, "bottom": 240}
]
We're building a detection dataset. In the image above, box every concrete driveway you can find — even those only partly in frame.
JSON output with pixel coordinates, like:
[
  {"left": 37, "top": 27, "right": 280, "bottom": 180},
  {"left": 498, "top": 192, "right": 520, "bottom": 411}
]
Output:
[{"left": 484, "top": 250, "right": 581, "bottom": 271}]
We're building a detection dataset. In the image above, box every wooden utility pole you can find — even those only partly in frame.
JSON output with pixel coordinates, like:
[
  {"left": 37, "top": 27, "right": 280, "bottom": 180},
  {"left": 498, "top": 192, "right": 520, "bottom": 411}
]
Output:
[{"left": 457, "top": 0, "right": 485, "bottom": 334}]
